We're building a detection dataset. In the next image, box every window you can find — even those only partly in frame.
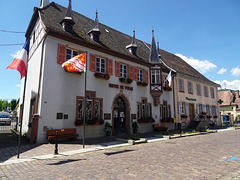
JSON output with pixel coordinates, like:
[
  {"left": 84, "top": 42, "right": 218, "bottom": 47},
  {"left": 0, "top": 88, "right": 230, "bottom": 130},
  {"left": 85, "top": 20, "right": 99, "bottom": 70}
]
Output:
[
  {"left": 179, "top": 79, "right": 184, "bottom": 92},
  {"left": 178, "top": 102, "right": 185, "bottom": 114},
  {"left": 77, "top": 99, "right": 83, "bottom": 120},
  {"left": 196, "top": 84, "right": 201, "bottom": 96},
  {"left": 198, "top": 104, "right": 202, "bottom": 114},
  {"left": 206, "top": 105, "right": 210, "bottom": 115},
  {"left": 188, "top": 81, "right": 193, "bottom": 93},
  {"left": 159, "top": 105, "right": 163, "bottom": 120},
  {"left": 210, "top": 87, "right": 215, "bottom": 98},
  {"left": 151, "top": 69, "right": 161, "bottom": 84},
  {"left": 76, "top": 92, "right": 102, "bottom": 120},
  {"left": 163, "top": 101, "right": 168, "bottom": 118},
  {"left": 137, "top": 99, "right": 152, "bottom": 119},
  {"left": 120, "top": 64, "right": 128, "bottom": 78},
  {"left": 66, "top": 48, "right": 78, "bottom": 61},
  {"left": 137, "top": 69, "right": 143, "bottom": 82},
  {"left": 86, "top": 93, "right": 93, "bottom": 120},
  {"left": 163, "top": 76, "right": 168, "bottom": 87},
  {"left": 204, "top": 86, "right": 208, "bottom": 97},
  {"left": 96, "top": 57, "right": 106, "bottom": 73}
]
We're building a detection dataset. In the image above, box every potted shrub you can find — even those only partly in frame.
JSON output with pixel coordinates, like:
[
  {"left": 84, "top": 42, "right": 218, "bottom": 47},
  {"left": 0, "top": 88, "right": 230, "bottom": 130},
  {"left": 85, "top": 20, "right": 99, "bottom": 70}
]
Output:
[
  {"left": 180, "top": 114, "right": 187, "bottom": 118},
  {"left": 104, "top": 122, "right": 112, "bottom": 136},
  {"left": 132, "top": 121, "right": 139, "bottom": 134}
]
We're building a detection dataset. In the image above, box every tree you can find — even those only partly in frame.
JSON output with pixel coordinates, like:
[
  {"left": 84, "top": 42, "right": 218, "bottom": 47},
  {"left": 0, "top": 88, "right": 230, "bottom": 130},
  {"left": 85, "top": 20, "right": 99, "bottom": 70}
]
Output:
[
  {"left": 1, "top": 100, "right": 8, "bottom": 111},
  {"left": 10, "top": 99, "right": 17, "bottom": 111}
]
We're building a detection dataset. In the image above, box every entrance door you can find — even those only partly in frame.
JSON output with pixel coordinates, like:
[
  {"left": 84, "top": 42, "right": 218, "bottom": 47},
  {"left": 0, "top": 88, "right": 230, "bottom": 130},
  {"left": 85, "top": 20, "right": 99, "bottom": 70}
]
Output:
[
  {"left": 113, "top": 97, "right": 126, "bottom": 134},
  {"left": 189, "top": 103, "right": 195, "bottom": 121}
]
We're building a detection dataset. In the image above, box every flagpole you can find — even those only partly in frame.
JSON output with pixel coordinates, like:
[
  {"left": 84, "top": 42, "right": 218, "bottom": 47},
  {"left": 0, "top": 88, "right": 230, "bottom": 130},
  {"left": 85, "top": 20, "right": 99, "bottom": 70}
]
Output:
[
  {"left": 17, "top": 73, "right": 27, "bottom": 158},
  {"left": 83, "top": 51, "right": 88, "bottom": 148}
]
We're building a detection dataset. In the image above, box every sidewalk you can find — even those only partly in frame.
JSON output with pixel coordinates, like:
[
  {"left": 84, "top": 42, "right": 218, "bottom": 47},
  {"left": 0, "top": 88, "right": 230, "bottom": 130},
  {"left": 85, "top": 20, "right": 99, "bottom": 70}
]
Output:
[{"left": 0, "top": 127, "right": 235, "bottom": 166}]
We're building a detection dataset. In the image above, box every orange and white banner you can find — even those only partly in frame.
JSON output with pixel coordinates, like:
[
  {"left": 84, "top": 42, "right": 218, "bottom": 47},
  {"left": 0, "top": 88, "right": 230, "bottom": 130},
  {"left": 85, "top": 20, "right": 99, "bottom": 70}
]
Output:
[{"left": 62, "top": 53, "right": 86, "bottom": 73}]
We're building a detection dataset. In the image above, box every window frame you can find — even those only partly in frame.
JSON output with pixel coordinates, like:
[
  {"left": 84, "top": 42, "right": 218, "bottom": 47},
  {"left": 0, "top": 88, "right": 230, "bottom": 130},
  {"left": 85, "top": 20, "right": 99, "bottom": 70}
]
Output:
[
  {"left": 179, "top": 102, "right": 185, "bottom": 114},
  {"left": 137, "top": 69, "right": 143, "bottom": 82},
  {"left": 76, "top": 91, "right": 102, "bottom": 121},
  {"left": 179, "top": 79, "right": 184, "bottom": 92},
  {"left": 151, "top": 69, "right": 161, "bottom": 84},
  {"left": 196, "top": 84, "right": 201, "bottom": 96},
  {"left": 204, "top": 86, "right": 209, "bottom": 97},
  {"left": 188, "top": 81, "right": 193, "bottom": 94},
  {"left": 120, "top": 64, "right": 128, "bottom": 78},
  {"left": 96, "top": 57, "right": 106, "bottom": 73},
  {"left": 210, "top": 87, "right": 215, "bottom": 98},
  {"left": 66, "top": 48, "right": 79, "bottom": 61}
]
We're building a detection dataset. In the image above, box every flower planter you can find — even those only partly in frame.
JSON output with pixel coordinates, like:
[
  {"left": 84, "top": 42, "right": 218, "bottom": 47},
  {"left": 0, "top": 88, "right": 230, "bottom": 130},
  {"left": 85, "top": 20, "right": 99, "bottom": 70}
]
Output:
[
  {"left": 163, "top": 86, "right": 172, "bottom": 91},
  {"left": 136, "top": 81, "right": 148, "bottom": 87},
  {"left": 180, "top": 115, "right": 188, "bottom": 118},
  {"left": 94, "top": 72, "right": 110, "bottom": 80},
  {"left": 119, "top": 77, "right": 133, "bottom": 84},
  {"left": 128, "top": 138, "right": 147, "bottom": 145}
]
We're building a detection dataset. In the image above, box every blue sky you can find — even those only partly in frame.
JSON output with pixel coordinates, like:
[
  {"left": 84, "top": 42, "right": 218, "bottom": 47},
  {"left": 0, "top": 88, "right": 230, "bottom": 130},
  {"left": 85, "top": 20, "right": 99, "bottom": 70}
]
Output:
[{"left": 1, "top": 0, "right": 240, "bottom": 100}]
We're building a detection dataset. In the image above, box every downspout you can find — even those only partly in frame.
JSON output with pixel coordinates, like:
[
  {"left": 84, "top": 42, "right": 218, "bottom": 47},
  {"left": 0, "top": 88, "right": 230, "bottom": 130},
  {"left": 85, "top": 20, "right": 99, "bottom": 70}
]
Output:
[{"left": 36, "top": 34, "right": 47, "bottom": 114}]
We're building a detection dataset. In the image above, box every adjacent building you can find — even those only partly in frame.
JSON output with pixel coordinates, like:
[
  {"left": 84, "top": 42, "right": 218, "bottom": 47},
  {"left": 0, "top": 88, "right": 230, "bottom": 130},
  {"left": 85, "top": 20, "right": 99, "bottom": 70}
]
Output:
[{"left": 218, "top": 89, "right": 240, "bottom": 125}]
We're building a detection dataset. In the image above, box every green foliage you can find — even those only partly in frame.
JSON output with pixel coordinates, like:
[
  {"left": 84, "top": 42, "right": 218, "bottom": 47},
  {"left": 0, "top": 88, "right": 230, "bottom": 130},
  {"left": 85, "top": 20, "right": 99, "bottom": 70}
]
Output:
[
  {"left": 10, "top": 99, "right": 17, "bottom": 111},
  {"left": 127, "top": 135, "right": 140, "bottom": 140},
  {"left": 0, "top": 99, "right": 9, "bottom": 111}
]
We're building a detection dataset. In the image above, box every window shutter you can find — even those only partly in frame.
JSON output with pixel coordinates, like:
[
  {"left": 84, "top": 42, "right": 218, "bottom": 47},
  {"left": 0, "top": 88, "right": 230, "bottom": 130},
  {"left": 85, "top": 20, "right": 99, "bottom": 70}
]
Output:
[
  {"left": 145, "top": 70, "right": 149, "bottom": 83},
  {"left": 90, "top": 54, "right": 96, "bottom": 72},
  {"left": 134, "top": 67, "right": 137, "bottom": 81},
  {"left": 129, "top": 66, "right": 134, "bottom": 79},
  {"left": 115, "top": 61, "right": 120, "bottom": 77},
  {"left": 57, "top": 44, "right": 66, "bottom": 64},
  {"left": 196, "top": 104, "right": 199, "bottom": 114},
  {"left": 178, "top": 102, "right": 181, "bottom": 114},
  {"left": 108, "top": 59, "right": 113, "bottom": 75},
  {"left": 185, "top": 103, "right": 189, "bottom": 115}
]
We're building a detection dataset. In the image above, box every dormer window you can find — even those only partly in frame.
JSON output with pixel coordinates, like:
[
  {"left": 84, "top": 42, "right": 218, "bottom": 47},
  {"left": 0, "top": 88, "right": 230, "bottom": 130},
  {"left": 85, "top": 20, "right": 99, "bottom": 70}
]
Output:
[
  {"left": 126, "top": 30, "right": 137, "bottom": 55},
  {"left": 88, "top": 11, "right": 101, "bottom": 42}
]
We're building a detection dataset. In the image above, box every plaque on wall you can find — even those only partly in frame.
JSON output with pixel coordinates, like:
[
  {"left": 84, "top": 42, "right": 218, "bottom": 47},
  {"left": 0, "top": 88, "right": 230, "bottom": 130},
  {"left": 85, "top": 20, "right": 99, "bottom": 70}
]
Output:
[
  {"left": 131, "top": 114, "right": 136, "bottom": 120},
  {"left": 104, "top": 113, "right": 111, "bottom": 120}
]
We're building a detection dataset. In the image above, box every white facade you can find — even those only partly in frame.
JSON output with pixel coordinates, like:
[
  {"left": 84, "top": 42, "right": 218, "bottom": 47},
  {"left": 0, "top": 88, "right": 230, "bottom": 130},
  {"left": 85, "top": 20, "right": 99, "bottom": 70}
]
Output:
[{"left": 19, "top": 19, "right": 174, "bottom": 143}]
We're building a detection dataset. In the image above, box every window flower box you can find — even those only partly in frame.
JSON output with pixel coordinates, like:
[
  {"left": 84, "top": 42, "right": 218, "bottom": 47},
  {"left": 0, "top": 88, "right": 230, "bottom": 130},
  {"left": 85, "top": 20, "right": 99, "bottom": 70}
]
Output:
[
  {"left": 180, "top": 114, "right": 188, "bottom": 118},
  {"left": 213, "top": 115, "right": 218, "bottom": 118},
  {"left": 163, "top": 86, "right": 172, "bottom": 91},
  {"left": 137, "top": 81, "right": 148, "bottom": 87},
  {"left": 119, "top": 77, "right": 133, "bottom": 84},
  {"left": 94, "top": 72, "right": 110, "bottom": 80},
  {"left": 207, "top": 115, "right": 212, "bottom": 119},
  {"left": 137, "top": 117, "right": 155, "bottom": 123},
  {"left": 202, "top": 112, "right": 206, "bottom": 115}
]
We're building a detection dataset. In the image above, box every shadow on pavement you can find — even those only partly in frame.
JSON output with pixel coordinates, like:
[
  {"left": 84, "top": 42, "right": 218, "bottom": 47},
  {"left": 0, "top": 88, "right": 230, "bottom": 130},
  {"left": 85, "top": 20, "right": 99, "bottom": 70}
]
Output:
[
  {"left": 104, "top": 149, "right": 134, "bottom": 156},
  {"left": 46, "top": 158, "right": 86, "bottom": 165}
]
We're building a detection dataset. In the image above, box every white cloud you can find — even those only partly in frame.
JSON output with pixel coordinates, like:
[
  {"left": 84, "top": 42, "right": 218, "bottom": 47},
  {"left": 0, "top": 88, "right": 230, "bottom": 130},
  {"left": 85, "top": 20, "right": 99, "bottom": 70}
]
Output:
[
  {"left": 231, "top": 67, "right": 240, "bottom": 76},
  {"left": 16, "top": 84, "right": 21, "bottom": 87},
  {"left": 175, "top": 53, "right": 217, "bottom": 74},
  {"left": 217, "top": 68, "right": 227, "bottom": 75},
  {"left": 11, "top": 50, "right": 21, "bottom": 58},
  {"left": 214, "top": 80, "right": 240, "bottom": 90}
]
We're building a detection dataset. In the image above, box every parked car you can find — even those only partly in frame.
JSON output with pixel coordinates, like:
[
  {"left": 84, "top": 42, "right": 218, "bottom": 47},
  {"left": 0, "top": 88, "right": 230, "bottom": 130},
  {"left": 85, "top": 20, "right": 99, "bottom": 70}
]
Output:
[{"left": 0, "top": 114, "right": 11, "bottom": 125}]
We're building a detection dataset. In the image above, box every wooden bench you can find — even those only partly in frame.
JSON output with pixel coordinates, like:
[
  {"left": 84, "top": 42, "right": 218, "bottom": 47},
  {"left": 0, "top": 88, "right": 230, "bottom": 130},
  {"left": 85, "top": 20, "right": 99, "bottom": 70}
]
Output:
[
  {"left": 153, "top": 124, "right": 168, "bottom": 132},
  {"left": 47, "top": 128, "right": 79, "bottom": 143}
]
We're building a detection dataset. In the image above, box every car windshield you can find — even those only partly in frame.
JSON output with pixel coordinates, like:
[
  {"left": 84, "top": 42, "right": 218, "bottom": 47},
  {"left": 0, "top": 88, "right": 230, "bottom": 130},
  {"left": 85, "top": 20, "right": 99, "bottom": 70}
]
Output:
[{"left": 0, "top": 114, "right": 10, "bottom": 118}]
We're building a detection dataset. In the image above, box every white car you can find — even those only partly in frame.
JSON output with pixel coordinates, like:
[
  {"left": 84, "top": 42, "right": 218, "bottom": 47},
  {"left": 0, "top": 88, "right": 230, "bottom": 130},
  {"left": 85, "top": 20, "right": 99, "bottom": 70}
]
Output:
[{"left": 0, "top": 114, "right": 11, "bottom": 125}]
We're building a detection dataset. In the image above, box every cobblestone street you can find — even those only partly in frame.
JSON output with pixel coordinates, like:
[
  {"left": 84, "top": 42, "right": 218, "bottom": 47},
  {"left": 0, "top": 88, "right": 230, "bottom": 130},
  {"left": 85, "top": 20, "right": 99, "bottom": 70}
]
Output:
[{"left": 1, "top": 130, "right": 240, "bottom": 179}]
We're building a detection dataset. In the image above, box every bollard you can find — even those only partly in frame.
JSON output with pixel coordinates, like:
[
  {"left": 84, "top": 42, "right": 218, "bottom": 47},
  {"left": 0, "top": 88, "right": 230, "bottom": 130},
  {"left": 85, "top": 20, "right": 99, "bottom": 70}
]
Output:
[{"left": 54, "top": 131, "right": 58, "bottom": 154}]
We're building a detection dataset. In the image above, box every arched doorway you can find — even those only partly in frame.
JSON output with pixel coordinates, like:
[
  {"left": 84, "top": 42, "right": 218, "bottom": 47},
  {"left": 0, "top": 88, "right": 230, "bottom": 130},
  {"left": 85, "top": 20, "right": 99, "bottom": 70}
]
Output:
[
  {"left": 112, "top": 94, "right": 130, "bottom": 136},
  {"left": 113, "top": 97, "right": 126, "bottom": 134}
]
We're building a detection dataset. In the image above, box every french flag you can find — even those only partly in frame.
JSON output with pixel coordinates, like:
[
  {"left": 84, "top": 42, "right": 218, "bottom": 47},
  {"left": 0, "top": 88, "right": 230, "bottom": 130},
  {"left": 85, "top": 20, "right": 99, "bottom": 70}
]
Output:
[{"left": 7, "top": 40, "right": 29, "bottom": 79}]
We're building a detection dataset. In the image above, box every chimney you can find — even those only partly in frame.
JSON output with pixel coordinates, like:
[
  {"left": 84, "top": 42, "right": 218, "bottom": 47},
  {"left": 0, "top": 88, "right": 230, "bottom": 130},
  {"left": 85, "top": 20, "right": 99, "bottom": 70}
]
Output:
[
  {"left": 40, "top": 0, "right": 50, "bottom": 8},
  {"left": 237, "top": 90, "right": 239, "bottom": 99}
]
